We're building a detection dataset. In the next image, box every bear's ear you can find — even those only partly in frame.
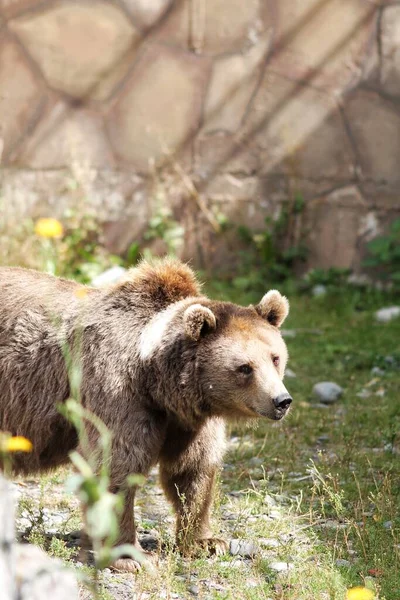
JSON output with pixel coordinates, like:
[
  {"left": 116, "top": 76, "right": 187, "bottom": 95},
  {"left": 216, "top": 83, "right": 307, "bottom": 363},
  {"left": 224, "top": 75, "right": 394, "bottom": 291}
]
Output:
[
  {"left": 183, "top": 304, "right": 216, "bottom": 341},
  {"left": 255, "top": 290, "right": 289, "bottom": 328}
]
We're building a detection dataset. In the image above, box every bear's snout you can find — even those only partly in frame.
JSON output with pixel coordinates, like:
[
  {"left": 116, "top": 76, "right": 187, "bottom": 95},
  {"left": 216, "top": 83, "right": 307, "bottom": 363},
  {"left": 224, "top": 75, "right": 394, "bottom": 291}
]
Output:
[{"left": 273, "top": 393, "right": 292, "bottom": 412}]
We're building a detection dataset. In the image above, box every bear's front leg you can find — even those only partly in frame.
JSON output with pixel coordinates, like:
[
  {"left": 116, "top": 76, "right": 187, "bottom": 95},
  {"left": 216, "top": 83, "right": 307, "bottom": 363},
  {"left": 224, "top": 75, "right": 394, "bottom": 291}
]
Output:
[
  {"left": 107, "top": 424, "right": 164, "bottom": 573},
  {"left": 109, "top": 487, "right": 156, "bottom": 573},
  {"left": 159, "top": 417, "right": 228, "bottom": 557}
]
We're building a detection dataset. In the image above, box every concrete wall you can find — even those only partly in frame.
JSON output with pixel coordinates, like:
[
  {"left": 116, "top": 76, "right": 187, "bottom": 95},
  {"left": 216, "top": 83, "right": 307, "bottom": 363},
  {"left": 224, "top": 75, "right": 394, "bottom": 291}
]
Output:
[{"left": 1, "top": 0, "right": 400, "bottom": 271}]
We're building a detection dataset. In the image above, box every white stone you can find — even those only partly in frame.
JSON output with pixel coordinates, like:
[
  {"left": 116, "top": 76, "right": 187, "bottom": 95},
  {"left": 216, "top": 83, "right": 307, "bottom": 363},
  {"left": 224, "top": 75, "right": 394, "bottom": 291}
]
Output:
[
  {"left": 229, "top": 539, "right": 258, "bottom": 558},
  {"left": 375, "top": 306, "right": 400, "bottom": 323},
  {"left": 335, "top": 558, "right": 351, "bottom": 567},
  {"left": 269, "top": 561, "right": 294, "bottom": 573}
]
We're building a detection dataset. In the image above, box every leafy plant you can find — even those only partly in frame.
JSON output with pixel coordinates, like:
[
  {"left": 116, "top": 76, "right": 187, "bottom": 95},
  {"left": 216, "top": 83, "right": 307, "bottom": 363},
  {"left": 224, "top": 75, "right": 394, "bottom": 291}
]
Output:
[
  {"left": 233, "top": 196, "right": 308, "bottom": 291},
  {"left": 363, "top": 218, "right": 400, "bottom": 284},
  {"left": 55, "top": 208, "right": 122, "bottom": 283},
  {"left": 144, "top": 206, "right": 184, "bottom": 257},
  {"left": 304, "top": 267, "right": 351, "bottom": 289}
]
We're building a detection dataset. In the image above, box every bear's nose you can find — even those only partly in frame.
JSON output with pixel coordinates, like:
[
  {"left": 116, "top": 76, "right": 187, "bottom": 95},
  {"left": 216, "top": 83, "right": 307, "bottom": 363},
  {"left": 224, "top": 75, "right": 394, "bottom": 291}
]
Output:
[{"left": 273, "top": 393, "right": 292, "bottom": 410}]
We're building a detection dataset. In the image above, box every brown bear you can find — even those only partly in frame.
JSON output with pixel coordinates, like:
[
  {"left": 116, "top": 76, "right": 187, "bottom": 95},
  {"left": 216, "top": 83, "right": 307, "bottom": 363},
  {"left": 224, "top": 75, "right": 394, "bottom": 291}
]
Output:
[{"left": 0, "top": 258, "right": 292, "bottom": 571}]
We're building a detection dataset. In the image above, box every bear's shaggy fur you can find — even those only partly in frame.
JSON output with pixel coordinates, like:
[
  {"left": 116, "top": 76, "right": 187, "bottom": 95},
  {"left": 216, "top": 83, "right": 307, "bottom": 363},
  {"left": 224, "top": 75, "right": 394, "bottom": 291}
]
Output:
[{"left": 0, "top": 258, "right": 292, "bottom": 571}]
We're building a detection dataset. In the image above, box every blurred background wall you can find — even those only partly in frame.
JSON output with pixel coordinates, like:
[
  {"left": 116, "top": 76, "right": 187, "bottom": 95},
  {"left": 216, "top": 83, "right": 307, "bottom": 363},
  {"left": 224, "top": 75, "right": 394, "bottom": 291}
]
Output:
[{"left": 1, "top": 0, "right": 399, "bottom": 273}]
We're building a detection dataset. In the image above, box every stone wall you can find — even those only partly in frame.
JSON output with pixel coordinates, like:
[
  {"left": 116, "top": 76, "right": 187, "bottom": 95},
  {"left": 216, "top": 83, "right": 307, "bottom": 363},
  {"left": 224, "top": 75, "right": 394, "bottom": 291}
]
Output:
[{"left": 1, "top": 0, "right": 400, "bottom": 271}]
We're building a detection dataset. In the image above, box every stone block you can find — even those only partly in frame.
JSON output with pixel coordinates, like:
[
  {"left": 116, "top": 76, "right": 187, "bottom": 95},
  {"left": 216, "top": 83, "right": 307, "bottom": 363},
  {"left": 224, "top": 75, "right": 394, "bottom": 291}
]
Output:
[
  {"left": 155, "top": 0, "right": 268, "bottom": 55},
  {"left": 380, "top": 6, "right": 400, "bottom": 98},
  {"left": 203, "top": 33, "right": 271, "bottom": 134},
  {"left": 0, "top": 0, "right": 44, "bottom": 19},
  {"left": 0, "top": 167, "right": 148, "bottom": 223},
  {"left": 288, "top": 107, "right": 356, "bottom": 185},
  {"left": 304, "top": 185, "right": 368, "bottom": 269},
  {"left": 17, "top": 101, "right": 115, "bottom": 168},
  {"left": 194, "top": 132, "right": 261, "bottom": 179},
  {"left": 202, "top": 173, "right": 289, "bottom": 224},
  {"left": 344, "top": 89, "right": 400, "bottom": 186},
  {"left": 359, "top": 183, "right": 400, "bottom": 210},
  {"left": 246, "top": 70, "right": 349, "bottom": 178},
  {"left": 201, "top": 0, "right": 264, "bottom": 55},
  {"left": 106, "top": 43, "right": 210, "bottom": 172},
  {"left": 0, "top": 35, "right": 45, "bottom": 162},
  {"left": 9, "top": 0, "right": 139, "bottom": 98},
  {"left": 271, "top": 0, "right": 377, "bottom": 91}
]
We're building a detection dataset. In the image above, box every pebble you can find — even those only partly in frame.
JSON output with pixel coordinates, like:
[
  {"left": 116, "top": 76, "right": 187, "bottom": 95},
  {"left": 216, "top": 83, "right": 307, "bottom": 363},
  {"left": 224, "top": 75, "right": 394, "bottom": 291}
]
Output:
[
  {"left": 335, "top": 558, "right": 351, "bottom": 567},
  {"left": 384, "top": 355, "right": 395, "bottom": 365},
  {"left": 188, "top": 584, "right": 200, "bottom": 596},
  {"left": 312, "top": 382, "right": 343, "bottom": 404},
  {"left": 285, "top": 368, "right": 297, "bottom": 378},
  {"left": 248, "top": 457, "right": 263, "bottom": 467},
  {"left": 356, "top": 389, "right": 372, "bottom": 399},
  {"left": 375, "top": 306, "right": 400, "bottom": 323},
  {"left": 383, "top": 521, "right": 393, "bottom": 529},
  {"left": 229, "top": 540, "right": 258, "bottom": 558},
  {"left": 371, "top": 367, "right": 385, "bottom": 376},
  {"left": 260, "top": 538, "right": 280, "bottom": 548},
  {"left": 269, "top": 561, "right": 294, "bottom": 573},
  {"left": 384, "top": 443, "right": 395, "bottom": 453},
  {"left": 263, "top": 494, "right": 278, "bottom": 507}
]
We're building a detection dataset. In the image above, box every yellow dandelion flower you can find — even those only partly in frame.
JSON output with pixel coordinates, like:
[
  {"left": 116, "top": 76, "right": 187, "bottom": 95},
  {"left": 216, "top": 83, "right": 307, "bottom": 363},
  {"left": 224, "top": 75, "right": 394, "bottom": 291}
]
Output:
[
  {"left": 34, "top": 218, "right": 64, "bottom": 239},
  {"left": 74, "top": 287, "right": 89, "bottom": 300},
  {"left": 346, "top": 587, "right": 375, "bottom": 600},
  {"left": 4, "top": 436, "right": 33, "bottom": 453}
]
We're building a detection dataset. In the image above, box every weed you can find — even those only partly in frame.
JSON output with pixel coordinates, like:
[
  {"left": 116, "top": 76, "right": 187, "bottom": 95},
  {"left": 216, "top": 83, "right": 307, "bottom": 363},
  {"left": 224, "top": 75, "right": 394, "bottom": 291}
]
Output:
[
  {"left": 48, "top": 537, "right": 76, "bottom": 562},
  {"left": 364, "top": 217, "right": 400, "bottom": 285}
]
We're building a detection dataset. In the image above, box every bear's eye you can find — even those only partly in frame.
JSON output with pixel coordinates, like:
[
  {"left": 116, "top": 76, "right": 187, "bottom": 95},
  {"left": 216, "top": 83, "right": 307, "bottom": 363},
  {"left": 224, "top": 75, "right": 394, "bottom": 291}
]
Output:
[
  {"left": 272, "top": 356, "right": 280, "bottom": 367},
  {"left": 238, "top": 364, "right": 253, "bottom": 376}
]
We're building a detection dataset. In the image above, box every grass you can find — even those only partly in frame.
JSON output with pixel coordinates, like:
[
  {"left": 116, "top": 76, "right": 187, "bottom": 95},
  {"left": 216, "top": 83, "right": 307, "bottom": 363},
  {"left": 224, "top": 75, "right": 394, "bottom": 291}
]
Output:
[{"left": 12, "top": 281, "right": 400, "bottom": 599}]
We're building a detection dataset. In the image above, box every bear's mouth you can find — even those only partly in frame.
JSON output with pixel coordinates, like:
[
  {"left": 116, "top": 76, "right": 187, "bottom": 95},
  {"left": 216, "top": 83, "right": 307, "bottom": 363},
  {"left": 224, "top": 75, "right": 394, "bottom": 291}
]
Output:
[{"left": 254, "top": 406, "right": 290, "bottom": 421}]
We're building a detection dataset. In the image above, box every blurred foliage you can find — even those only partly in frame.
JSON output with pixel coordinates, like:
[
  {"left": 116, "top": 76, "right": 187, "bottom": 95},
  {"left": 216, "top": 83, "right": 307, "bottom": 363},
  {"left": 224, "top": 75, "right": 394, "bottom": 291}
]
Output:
[
  {"left": 363, "top": 218, "right": 400, "bottom": 286},
  {"left": 232, "top": 195, "right": 308, "bottom": 292},
  {"left": 302, "top": 267, "right": 351, "bottom": 289}
]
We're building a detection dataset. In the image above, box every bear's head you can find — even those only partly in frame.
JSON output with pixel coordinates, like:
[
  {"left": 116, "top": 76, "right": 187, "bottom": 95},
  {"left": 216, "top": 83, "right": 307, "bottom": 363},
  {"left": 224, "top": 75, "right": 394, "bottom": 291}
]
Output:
[
  {"left": 140, "top": 288, "right": 292, "bottom": 424},
  {"left": 180, "top": 291, "right": 292, "bottom": 422}
]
